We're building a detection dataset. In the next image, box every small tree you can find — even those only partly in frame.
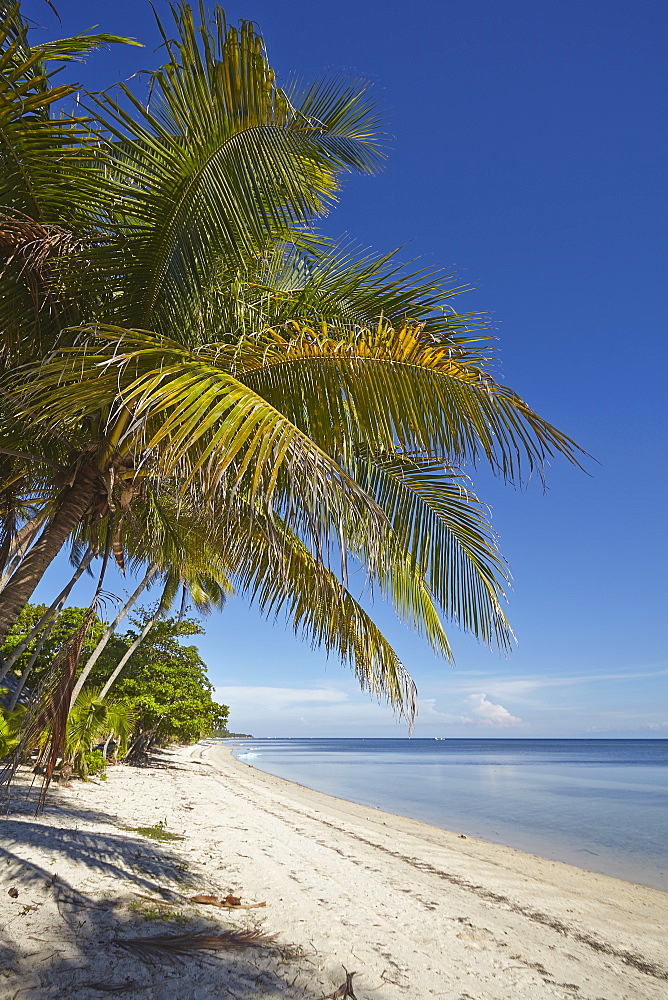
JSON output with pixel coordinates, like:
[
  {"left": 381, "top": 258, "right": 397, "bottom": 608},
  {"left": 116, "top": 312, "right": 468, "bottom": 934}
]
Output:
[{"left": 61, "top": 691, "right": 137, "bottom": 779}]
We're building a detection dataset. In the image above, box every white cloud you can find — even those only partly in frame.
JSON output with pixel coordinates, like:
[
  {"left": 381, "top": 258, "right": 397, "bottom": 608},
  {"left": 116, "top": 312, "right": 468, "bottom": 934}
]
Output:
[
  {"left": 421, "top": 699, "right": 475, "bottom": 726},
  {"left": 214, "top": 684, "right": 400, "bottom": 735},
  {"left": 215, "top": 685, "right": 348, "bottom": 708},
  {"left": 427, "top": 667, "right": 668, "bottom": 708},
  {"left": 420, "top": 694, "right": 522, "bottom": 728},
  {"left": 466, "top": 693, "right": 522, "bottom": 727}
]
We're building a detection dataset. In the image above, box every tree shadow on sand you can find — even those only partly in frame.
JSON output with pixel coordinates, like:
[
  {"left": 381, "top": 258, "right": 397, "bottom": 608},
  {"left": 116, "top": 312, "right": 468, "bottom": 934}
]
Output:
[{"left": 0, "top": 793, "right": 340, "bottom": 999}]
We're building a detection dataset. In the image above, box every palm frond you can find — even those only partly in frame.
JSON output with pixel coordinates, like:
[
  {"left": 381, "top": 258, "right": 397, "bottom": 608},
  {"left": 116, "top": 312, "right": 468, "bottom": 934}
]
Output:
[
  {"left": 227, "top": 515, "right": 418, "bottom": 720},
  {"left": 350, "top": 453, "right": 513, "bottom": 650},
  {"left": 0, "top": 4, "right": 128, "bottom": 358},
  {"left": 202, "top": 239, "right": 477, "bottom": 341},
  {"left": 0, "top": 5, "right": 106, "bottom": 222},
  {"left": 83, "top": 4, "right": 384, "bottom": 335},
  {"left": 6, "top": 327, "right": 392, "bottom": 578},
  {"left": 229, "top": 320, "right": 585, "bottom": 482},
  {"left": 32, "top": 31, "right": 141, "bottom": 65},
  {"left": 114, "top": 928, "right": 274, "bottom": 961}
]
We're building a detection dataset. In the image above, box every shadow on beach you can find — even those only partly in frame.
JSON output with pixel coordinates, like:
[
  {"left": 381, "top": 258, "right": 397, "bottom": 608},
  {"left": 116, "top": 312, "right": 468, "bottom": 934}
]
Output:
[{"left": 0, "top": 780, "right": 328, "bottom": 1000}]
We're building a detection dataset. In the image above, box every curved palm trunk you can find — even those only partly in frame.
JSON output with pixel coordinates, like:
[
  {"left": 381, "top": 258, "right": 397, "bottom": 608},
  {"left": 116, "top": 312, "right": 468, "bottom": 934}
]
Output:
[
  {"left": 6, "top": 609, "right": 61, "bottom": 711},
  {"left": 69, "top": 563, "right": 158, "bottom": 707},
  {"left": 0, "top": 513, "right": 46, "bottom": 589},
  {"left": 0, "top": 474, "right": 99, "bottom": 644},
  {"left": 0, "top": 547, "right": 94, "bottom": 684},
  {"left": 98, "top": 615, "right": 157, "bottom": 701}
]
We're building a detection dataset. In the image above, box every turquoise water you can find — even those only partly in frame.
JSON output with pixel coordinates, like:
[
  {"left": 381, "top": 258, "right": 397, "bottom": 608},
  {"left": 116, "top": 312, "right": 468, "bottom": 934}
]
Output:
[{"left": 226, "top": 738, "right": 668, "bottom": 891}]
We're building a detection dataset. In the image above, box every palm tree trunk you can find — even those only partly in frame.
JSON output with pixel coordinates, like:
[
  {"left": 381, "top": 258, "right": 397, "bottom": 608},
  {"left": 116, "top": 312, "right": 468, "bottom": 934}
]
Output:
[
  {"left": 69, "top": 563, "right": 158, "bottom": 707},
  {"left": 0, "top": 513, "right": 46, "bottom": 589},
  {"left": 0, "top": 474, "right": 99, "bottom": 644},
  {"left": 0, "top": 548, "right": 94, "bottom": 684},
  {"left": 6, "top": 609, "right": 61, "bottom": 711},
  {"left": 98, "top": 615, "right": 157, "bottom": 701}
]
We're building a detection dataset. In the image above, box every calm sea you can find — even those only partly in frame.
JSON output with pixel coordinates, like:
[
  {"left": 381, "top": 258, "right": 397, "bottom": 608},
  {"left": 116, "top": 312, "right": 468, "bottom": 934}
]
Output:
[{"left": 223, "top": 738, "right": 668, "bottom": 891}]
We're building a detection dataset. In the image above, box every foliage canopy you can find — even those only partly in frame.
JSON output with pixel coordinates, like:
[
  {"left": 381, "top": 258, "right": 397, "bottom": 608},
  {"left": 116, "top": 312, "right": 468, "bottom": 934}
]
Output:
[{"left": 0, "top": 2, "right": 584, "bottom": 738}]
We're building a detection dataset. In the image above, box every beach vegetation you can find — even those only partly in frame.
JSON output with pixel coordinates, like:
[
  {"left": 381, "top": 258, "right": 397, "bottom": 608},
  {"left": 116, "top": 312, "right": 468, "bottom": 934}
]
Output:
[
  {"left": 127, "top": 900, "right": 193, "bottom": 923},
  {"left": 95, "top": 617, "right": 229, "bottom": 760},
  {"left": 128, "top": 821, "right": 185, "bottom": 842},
  {"left": 0, "top": 605, "right": 226, "bottom": 769},
  {"left": 0, "top": 604, "right": 106, "bottom": 704},
  {"left": 81, "top": 748, "right": 107, "bottom": 777},
  {"left": 57, "top": 690, "right": 137, "bottom": 779},
  {"left": 0, "top": 696, "right": 25, "bottom": 758}
]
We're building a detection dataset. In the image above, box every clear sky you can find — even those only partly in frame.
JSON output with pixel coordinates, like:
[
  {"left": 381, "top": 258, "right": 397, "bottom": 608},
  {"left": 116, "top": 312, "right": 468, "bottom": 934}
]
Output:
[{"left": 27, "top": 0, "right": 668, "bottom": 738}]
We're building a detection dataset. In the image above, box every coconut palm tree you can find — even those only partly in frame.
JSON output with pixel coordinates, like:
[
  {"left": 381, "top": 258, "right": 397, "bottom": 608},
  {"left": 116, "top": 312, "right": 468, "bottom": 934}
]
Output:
[
  {"left": 0, "top": 2, "right": 406, "bottom": 633},
  {"left": 0, "top": 2, "right": 584, "bottom": 732}
]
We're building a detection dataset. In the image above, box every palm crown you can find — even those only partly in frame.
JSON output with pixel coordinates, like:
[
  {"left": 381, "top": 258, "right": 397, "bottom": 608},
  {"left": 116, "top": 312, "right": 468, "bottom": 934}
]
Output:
[{"left": 0, "top": 1, "right": 583, "bottom": 724}]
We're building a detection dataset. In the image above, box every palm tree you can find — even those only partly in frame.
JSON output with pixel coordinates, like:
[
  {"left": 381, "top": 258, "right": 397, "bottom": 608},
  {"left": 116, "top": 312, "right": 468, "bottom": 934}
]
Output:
[
  {"left": 0, "top": 3, "right": 584, "bottom": 727},
  {"left": 0, "top": 698, "right": 25, "bottom": 759},
  {"left": 58, "top": 690, "right": 136, "bottom": 779}
]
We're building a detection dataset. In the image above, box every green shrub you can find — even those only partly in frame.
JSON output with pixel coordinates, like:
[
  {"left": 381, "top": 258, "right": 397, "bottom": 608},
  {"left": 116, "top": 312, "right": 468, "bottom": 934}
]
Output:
[{"left": 83, "top": 749, "right": 107, "bottom": 777}]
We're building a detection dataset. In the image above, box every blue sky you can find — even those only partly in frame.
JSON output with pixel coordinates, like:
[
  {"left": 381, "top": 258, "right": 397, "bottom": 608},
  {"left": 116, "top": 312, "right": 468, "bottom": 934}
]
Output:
[{"left": 28, "top": 0, "right": 667, "bottom": 737}]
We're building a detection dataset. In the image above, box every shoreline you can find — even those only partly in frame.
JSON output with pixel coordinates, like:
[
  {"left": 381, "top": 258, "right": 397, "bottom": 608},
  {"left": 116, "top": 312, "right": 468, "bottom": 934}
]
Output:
[
  {"left": 1, "top": 742, "right": 666, "bottom": 999},
  {"left": 224, "top": 742, "right": 663, "bottom": 891},
  {"left": 224, "top": 740, "right": 668, "bottom": 892}
]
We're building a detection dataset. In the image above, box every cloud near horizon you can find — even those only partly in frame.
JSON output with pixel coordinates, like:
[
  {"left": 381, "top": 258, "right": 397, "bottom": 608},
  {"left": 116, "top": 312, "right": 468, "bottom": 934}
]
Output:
[
  {"left": 466, "top": 693, "right": 523, "bottom": 727},
  {"left": 215, "top": 685, "right": 349, "bottom": 708},
  {"left": 214, "top": 683, "right": 400, "bottom": 735},
  {"left": 421, "top": 693, "right": 523, "bottom": 729}
]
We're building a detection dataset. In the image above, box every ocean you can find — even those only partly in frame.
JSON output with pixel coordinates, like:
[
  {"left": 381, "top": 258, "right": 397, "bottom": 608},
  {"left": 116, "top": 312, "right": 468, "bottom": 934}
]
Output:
[{"left": 225, "top": 738, "right": 668, "bottom": 891}]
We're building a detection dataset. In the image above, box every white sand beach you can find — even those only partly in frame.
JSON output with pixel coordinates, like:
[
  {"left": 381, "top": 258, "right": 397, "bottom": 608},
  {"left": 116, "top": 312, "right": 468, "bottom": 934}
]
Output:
[{"left": 1, "top": 742, "right": 666, "bottom": 999}]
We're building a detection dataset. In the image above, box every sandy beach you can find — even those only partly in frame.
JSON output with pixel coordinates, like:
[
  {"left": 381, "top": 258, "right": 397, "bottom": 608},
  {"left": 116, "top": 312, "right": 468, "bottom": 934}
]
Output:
[{"left": 1, "top": 743, "right": 666, "bottom": 1000}]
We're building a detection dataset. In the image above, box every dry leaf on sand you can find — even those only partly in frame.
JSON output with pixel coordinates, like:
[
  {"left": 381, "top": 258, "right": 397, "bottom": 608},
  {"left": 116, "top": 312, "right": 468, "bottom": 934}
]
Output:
[
  {"left": 189, "top": 893, "right": 266, "bottom": 909},
  {"left": 114, "top": 928, "right": 274, "bottom": 961}
]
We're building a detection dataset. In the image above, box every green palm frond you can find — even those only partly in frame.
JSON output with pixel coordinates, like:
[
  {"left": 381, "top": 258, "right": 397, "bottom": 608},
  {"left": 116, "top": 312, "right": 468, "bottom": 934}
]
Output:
[
  {"left": 64, "top": 689, "right": 108, "bottom": 752},
  {"left": 82, "top": 4, "right": 384, "bottom": 335},
  {"left": 0, "top": 4, "right": 137, "bottom": 360},
  {"left": 230, "top": 516, "right": 417, "bottom": 720},
  {"left": 101, "top": 698, "right": 136, "bottom": 756},
  {"left": 228, "top": 320, "right": 585, "bottom": 481},
  {"left": 0, "top": 699, "right": 25, "bottom": 757},
  {"left": 0, "top": 2, "right": 89, "bottom": 349},
  {"left": 6, "top": 327, "right": 392, "bottom": 573},
  {"left": 0, "top": 3, "right": 133, "bottom": 220},
  {"left": 65, "top": 689, "right": 136, "bottom": 759},
  {"left": 350, "top": 453, "right": 513, "bottom": 650},
  {"left": 203, "top": 239, "right": 477, "bottom": 340},
  {"left": 31, "top": 31, "right": 141, "bottom": 65}
]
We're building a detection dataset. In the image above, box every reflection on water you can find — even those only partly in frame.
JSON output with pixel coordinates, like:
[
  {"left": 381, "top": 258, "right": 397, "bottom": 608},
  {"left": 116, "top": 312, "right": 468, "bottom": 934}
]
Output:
[{"left": 225, "top": 739, "right": 668, "bottom": 891}]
